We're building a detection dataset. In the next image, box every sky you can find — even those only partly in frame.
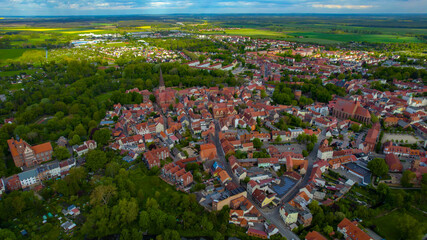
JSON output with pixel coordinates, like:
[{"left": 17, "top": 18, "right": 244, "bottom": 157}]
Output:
[{"left": 0, "top": 0, "right": 426, "bottom": 16}]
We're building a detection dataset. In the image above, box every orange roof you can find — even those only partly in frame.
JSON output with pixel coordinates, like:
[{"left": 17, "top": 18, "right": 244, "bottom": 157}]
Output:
[
  {"left": 305, "top": 231, "right": 327, "bottom": 240},
  {"left": 32, "top": 142, "right": 52, "bottom": 154},
  {"left": 218, "top": 169, "right": 231, "bottom": 183},
  {"left": 338, "top": 218, "right": 371, "bottom": 240},
  {"left": 7, "top": 139, "right": 20, "bottom": 157},
  {"left": 200, "top": 143, "right": 216, "bottom": 150}
]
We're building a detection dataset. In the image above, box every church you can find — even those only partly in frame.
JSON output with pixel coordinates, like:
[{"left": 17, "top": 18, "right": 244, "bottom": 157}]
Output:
[
  {"left": 331, "top": 99, "right": 371, "bottom": 125},
  {"left": 154, "top": 68, "right": 176, "bottom": 110}
]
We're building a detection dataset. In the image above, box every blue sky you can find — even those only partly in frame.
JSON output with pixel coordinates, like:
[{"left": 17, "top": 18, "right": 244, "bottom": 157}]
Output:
[{"left": 0, "top": 0, "right": 426, "bottom": 15}]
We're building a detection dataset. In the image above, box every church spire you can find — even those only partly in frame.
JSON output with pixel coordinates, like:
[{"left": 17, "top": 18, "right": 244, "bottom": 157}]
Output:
[{"left": 159, "top": 67, "right": 165, "bottom": 91}]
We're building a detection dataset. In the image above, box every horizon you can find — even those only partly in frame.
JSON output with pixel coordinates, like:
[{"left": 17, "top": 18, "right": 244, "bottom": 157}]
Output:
[{"left": 1, "top": 0, "right": 427, "bottom": 16}]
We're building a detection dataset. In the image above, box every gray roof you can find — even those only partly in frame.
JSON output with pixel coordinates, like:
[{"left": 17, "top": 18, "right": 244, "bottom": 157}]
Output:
[{"left": 18, "top": 169, "right": 38, "bottom": 180}]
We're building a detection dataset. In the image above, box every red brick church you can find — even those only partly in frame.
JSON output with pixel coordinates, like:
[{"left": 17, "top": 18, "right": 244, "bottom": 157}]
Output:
[
  {"left": 332, "top": 100, "right": 371, "bottom": 125},
  {"left": 154, "top": 68, "right": 176, "bottom": 110}
]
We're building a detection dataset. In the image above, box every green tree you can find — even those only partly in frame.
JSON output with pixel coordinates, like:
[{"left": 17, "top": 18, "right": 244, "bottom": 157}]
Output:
[
  {"left": 401, "top": 170, "right": 416, "bottom": 187},
  {"left": 53, "top": 146, "right": 71, "bottom": 160},
  {"left": 93, "top": 128, "right": 112, "bottom": 146},
  {"left": 0, "top": 229, "right": 16, "bottom": 240},
  {"left": 253, "top": 138, "right": 263, "bottom": 149},
  {"left": 323, "top": 225, "right": 333, "bottom": 235},
  {"left": 139, "top": 210, "right": 150, "bottom": 232},
  {"left": 70, "top": 134, "right": 81, "bottom": 146},
  {"left": 75, "top": 124, "right": 87, "bottom": 137},
  {"left": 302, "top": 150, "right": 308, "bottom": 157},
  {"left": 85, "top": 150, "right": 107, "bottom": 172},
  {"left": 367, "top": 158, "right": 389, "bottom": 177},
  {"left": 90, "top": 184, "right": 117, "bottom": 205},
  {"left": 397, "top": 213, "right": 423, "bottom": 240},
  {"left": 371, "top": 113, "right": 379, "bottom": 123}
]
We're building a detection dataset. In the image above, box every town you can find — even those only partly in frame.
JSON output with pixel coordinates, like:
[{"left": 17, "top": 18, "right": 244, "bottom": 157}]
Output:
[{"left": 0, "top": 17, "right": 426, "bottom": 240}]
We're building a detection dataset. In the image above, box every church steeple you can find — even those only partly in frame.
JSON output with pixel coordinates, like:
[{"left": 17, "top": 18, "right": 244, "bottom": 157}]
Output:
[{"left": 159, "top": 67, "right": 165, "bottom": 91}]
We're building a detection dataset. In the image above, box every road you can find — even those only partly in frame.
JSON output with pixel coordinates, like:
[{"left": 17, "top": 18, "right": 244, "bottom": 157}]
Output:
[{"left": 212, "top": 121, "right": 327, "bottom": 240}]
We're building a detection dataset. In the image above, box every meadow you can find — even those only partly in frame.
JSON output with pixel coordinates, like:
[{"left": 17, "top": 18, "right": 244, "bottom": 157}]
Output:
[
  {"left": 373, "top": 207, "right": 426, "bottom": 240},
  {"left": 0, "top": 49, "right": 30, "bottom": 60},
  {"left": 289, "top": 32, "right": 423, "bottom": 43}
]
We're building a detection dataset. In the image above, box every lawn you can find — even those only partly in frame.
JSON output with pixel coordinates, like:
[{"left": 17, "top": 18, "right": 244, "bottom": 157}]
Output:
[
  {"left": 290, "top": 32, "right": 423, "bottom": 43},
  {"left": 201, "top": 28, "right": 289, "bottom": 38},
  {"left": 95, "top": 92, "right": 113, "bottom": 102},
  {"left": 374, "top": 207, "right": 427, "bottom": 240},
  {"left": 0, "top": 49, "right": 30, "bottom": 60},
  {"left": 0, "top": 69, "right": 36, "bottom": 77}
]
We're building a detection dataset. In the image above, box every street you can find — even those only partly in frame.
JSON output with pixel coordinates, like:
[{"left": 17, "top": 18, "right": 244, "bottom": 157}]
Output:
[{"left": 212, "top": 121, "right": 327, "bottom": 240}]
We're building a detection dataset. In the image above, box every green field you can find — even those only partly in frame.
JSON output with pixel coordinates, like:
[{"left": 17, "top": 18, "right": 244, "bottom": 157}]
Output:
[
  {"left": 291, "top": 32, "right": 423, "bottom": 43},
  {"left": 201, "top": 28, "right": 289, "bottom": 38},
  {"left": 0, "top": 69, "right": 36, "bottom": 77},
  {"left": 0, "top": 49, "right": 30, "bottom": 60},
  {"left": 374, "top": 207, "right": 427, "bottom": 240}
]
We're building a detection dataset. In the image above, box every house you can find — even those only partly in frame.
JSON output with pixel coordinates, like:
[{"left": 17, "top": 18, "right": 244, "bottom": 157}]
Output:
[
  {"left": 74, "top": 140, "right": 97, "bottom": 157},
  {"left": 299, "top": 209, "right": 313, "bottom": 227},
  {"left": 252, "top": 188, "right": 276, "bottom": 208},
  {"left": 337, "top": 218, "right": 372, "bottom": 240},
  {"left": 362, "top": 123, "right": 380, "bottom": 153},
  {"left": 200, "top": 143, "right": 217, "bottom": 161},
  {"left": 0, "top": 178, "right": 5, "bottom": 197},
  {"left": 7, "top": 137, "right": 53, "bottom": 168},
  {"left": 18, "top": 169, "right": 39, "bottom": 188},
  {"left": 305, "top": 231, "right": 327, "bottom": 240},
  {"left": 279, "top": 203, "right": 298, "bottom": 224},
  {"left": 317, "top": 147, "right": 333, "bottom": 160},
  {"left": 385, "top": 153, "right": 403, "bottom": 172},
  {"left": 247, "top": 228, "right": 268, "bottom": 239},
  {"left": 144, "top": 147, "right": 170, "bottom": 169}
]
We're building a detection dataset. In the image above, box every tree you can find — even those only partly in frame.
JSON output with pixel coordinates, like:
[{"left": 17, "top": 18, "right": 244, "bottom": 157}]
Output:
[
  {"left": 397, "top": 213, "right": 423, "bottom": 240},
  {"left": 75, "top": 124, "right": 87, "bottom": 137},
  {"left": 70, "top": 134, "right": 81, "bottom": 146},
  {"left": 401, "top": 170, "right": 416, "bottom": 187},
  {"left": 371, "top": 113, "right": 379, "bottom": 123},
  {"left": 367, "top": 158, "right": 389, "bottom": 177},
  {"left": 275, "top": 136, "right": 282, "bottom": 143},
  {"left": 90, "top": 184, "right": 117, "bottom": 205},
  {"left": 53, "top": 146, "right": 71, "bottom": 160},
  {"left": 112, "top": 198, "right": 139, "bottom": 226},
  {"left": 85, "top": 149, "right": 107, "bottom": 172},
  {"left": 260, "top": 90, "right": 267, "bottom": 98},
  {"left": 323, "top": 225, "right": 333, "bottom": 235},
  {"left": 93, "top": 128, "right": 112, "bottom": 146},
  {"left": 0, "top": 229, "right": 16, "bottom": 240},
  {"left": 302, "top": 150, "right": 308, "bottom": 157},
  {"left": 139, "top": 210, "right": 150, "bottom": 232},
  {"left": 253, "top": 138, "right": 263, "bottom": 149},
  {"left": 149, "top": 94, "right": 156, "bottom": 103},
  {"left": 351, "top": 124, "right": 360, "bottom": 132}
]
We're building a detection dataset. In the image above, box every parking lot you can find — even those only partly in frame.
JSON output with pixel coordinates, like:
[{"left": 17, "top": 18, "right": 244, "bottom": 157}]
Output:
[
  {"left": 266, "top": 143, "right": 305, "bottom": 154},
  {"left": 381, "top": 133, "right": 419, "bottom": 144}
]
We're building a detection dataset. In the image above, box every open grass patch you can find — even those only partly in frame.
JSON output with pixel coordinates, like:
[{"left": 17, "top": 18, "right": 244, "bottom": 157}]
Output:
[
  {"left": 0, "top": 69, "right": 36, "bottom": 77},
  {"left": 290, "top": 32, "right": 423, "bottom": 43},
  {"left": 373, "top": 207, "right": 427, "bottom": 240},
  {"left": 0, "top": 49, "right": 30, "bottom": 60}
]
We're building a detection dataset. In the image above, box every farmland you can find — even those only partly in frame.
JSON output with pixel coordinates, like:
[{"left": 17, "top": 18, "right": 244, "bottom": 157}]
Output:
[
  {"left": 289, "top": 32, "right": 423, "bottom": 43},
  {"left": 0, "top": 49, "right": 30, "bottom": 60}
]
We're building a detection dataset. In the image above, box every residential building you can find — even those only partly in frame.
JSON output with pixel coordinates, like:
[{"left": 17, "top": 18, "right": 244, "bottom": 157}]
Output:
[
  {"left": 337, "top": 218, "right": 372, "bottom": 240},
  {"left": 385, "top": 153, "right": 403, "bottom": 172},
  {"left": 7, "top": 137, "right": 53, "bottom": 168},
  {"left": 279, "top": 203, "right": 298, "bottom": 224},
  {"left": 305, "top": 231, "right": 327, "bottom": 240}
]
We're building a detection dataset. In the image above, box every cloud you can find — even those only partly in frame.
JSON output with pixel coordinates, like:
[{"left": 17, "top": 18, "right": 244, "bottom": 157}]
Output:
[{"left": 312, "top": 4, "right": 373, "bottom": 9}]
